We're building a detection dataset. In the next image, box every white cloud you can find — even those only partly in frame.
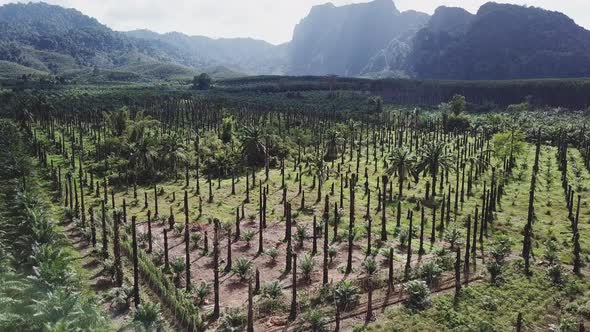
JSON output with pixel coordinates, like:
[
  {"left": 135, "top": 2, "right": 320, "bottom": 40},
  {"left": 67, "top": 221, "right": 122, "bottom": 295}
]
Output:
[{"left": 0, "top": 0, "right": 588, "bottom": 44}]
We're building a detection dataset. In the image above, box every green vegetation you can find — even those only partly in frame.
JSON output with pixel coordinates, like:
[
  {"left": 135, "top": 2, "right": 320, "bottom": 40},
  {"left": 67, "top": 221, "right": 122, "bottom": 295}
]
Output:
[
  {"left": 3, "top": 87, "right": 590, "bottom": 332},
  {"left": 0, "top": 119, "right": 110, "bottom": 331},
  {"left": 0, "top": 60, "right": 49, "bottom": 79}
]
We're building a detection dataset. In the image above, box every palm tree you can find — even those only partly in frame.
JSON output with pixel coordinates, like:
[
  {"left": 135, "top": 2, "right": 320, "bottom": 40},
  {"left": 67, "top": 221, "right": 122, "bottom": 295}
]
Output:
[
  {"left": 240, "top": 126, "right": 266, "bottom": 167},
  {"left": 160, "top": 133, "right": 187, "bottom": 176},
  {"left": 333, "top": 280, "right": 360, "bottom": 331},
  {"left": 172, "top": 257, "right": 186, "bottom": 287},
  {"left": 362, "top": 257, "right": 378, "bottom": 322},
  {"left": 324, "top": 129, "right": 343, "bottom": 161},
  {"left": 309, "top": 155, "right": 325, "bottom": 202},
  {"left": 232, "top": 258, "right": 253, "bottom": 281},
  {"left": 128, "top": 136, "right": 158, "bottom": 180},
  {"left": 219, "top": 308, "right": 247, "bottom": 332},
  {"left": 416, "top": 141, "right": 454, "bottom": 200},
  {"left": 387, "top": 147, "right": 417, "bottom": 199},
  {"left": 129, "top": 302, "right": 165, "bottom": 331},
  {"left": 103, "top": 107, "right": 129, "bottom": 137},
  {"left": 127, "top": 111, "right": 159, "bottom": 145}
]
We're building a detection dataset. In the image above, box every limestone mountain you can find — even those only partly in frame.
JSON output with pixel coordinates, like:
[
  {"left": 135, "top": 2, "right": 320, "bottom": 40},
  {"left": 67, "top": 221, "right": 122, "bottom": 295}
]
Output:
[
  {"left": 409, "top": 2, "right": 590, "bottom": 79},
  {"left": 288, "top": 0, "right": 429, "bottom": 76}
]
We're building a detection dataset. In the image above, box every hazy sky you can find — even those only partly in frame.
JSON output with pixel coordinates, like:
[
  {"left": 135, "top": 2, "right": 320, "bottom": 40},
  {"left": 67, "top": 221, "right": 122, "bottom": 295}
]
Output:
[{"left": 1, "top": 0, "right": 589, "bottom": 44}]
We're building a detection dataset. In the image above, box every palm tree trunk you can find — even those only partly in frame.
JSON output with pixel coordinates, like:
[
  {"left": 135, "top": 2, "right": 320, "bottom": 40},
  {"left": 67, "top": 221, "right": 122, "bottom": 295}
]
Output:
[
  {"left": 213, "top": 222, "right": 220, "bottom": 320},
  {"left": 113, "top": 212, "right": 123, "bottom": 287},
  {"left": 163, "top": 229, "right": 169, "bottom": 271},
  {"left": 101, "top": 201, "right": 108, "bottom": 259},
  {"left": 381, "top": 175, "right": 388, "bottom": 241},
  {"left": 90, "top": 207, "right": 96, "bottom": 247},
  {"left": 398, "top": 166, "right": 404, "bottom": 199},
  {"left": 131, "top": 216, "right": 140, "bottom": 308},
  {"left": 289, "top": 254, "right": 298, "bottom": 320},
  {"left": 431, "top": 168, "right": 437, "bottom": 200},
  {"left": 184, "top": 191, "right": 191, "bottom": 290},
  {"left": 226, "top": 228, "right": 233, "bottom": 273},
  {"left": 366, "top": 279, "right": 373, "bottom": 323},
  {"left": 346, "top": 175, "right": 355, "bottom": 274},
  {"left": 147, "top": 210, "right": 152, "bottom": 252},
  {"left": 247, "top": 279, "right": 254, "bottom": 332},
  {"left": 405, "top": 211, "right": 413, "bottom": 280},
  {"left": 454, "top": 248, "right": 461, "bottom": 307}
]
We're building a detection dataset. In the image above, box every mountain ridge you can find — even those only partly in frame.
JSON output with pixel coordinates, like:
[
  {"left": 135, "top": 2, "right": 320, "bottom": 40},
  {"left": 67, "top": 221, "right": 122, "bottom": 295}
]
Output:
[{"left": 1, "top": 0, "right": 590, "bottom": 82}]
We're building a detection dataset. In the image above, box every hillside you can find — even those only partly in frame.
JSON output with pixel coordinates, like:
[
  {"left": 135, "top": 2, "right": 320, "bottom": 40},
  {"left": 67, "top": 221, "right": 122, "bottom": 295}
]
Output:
[
  {"left": 0, "top": 60, "right": 49, "bottom": 79},
  {"left": 409, "top": 2, "right": 590, "bottom": 79},
  {"left": 0, "top": 2, "right": 245, "bottom": 82},
  {"left": 124, "top": 30, "right": 288, "bottom": 75}
]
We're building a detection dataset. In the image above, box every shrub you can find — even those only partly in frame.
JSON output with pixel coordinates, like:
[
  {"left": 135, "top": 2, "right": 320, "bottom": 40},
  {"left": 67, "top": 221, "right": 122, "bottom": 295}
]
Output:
[
  {"left": 265, "top": 248, "right": 279, "bottom": 263},
  {"left": 195, "top": 282, "right": 211, "bottom": 306},
  {"left": 564, "top": 280, "right": 585, "bottom": 300},
  {"left": 443, "top": 225, "right": 463, "bottom": 249},
  {"left": 398, "top": 229, "right": 409, "bottom": 248},
  {"left": 300, "top": 254, "right": 315, "bottom": 282},
  {"left": 171, "top": 257, "right": 186, "bottom": 287},
  {"left": 379, "top": 247, "right": 393, "bottom": 263},
  {"left": 103, "top": 285, "right": 133, "bottom": 310},
  {"left": 486, "top": 237, "right": 513, "bottom": 284},
  {"left": 174, "top": 223, "right": 184, "bottom": 236},
  {"left": 306, "top": 308, "right": 328, "bottom": 332},
  {"left": 333, "top": 280, "right": 360, "bottom": 312},
  {"left": 218, "top": 308, "right": 246, "bottom": 332},
  {"left": 403, "top": 280, "right": 431, "bottom": 311},
  {"left": 295, "top": 224, "right": 307, "bottom": 248},
  {"left": 552, "top": 315, "right": 578, "bottom": 332},
  {"left": 328, "top": 245, "right": 338, "bottom": 263},
  {"left": 546, "top": 264, "right": 564, "bottom": 285},
  {"left": 151, "top": 249, "right": 165, "bottom": 266},
  {"left": 131, "top": 302, "right": 164, "bottom": 331},
  {"left": 361, "top": 257, "right": 378, "bottom": 276},
  {"left": 489, "top": 237, "right": 512, "bottom": 263},
  {"left": 433, "top": 248, "right": 455, "bottom": 271},
  {"left": 262, "top": 281, "right": 284, "bottom": 300},
  {"left": 543, "top": 239, "right": 559, "bottom": 264},
  {"left": 102, "top": 258, "right": 116, "bottom": 281},
  {"left": 232, "top": 257, "right": 253, "bottom": 281},
  {"left": 486, "top": 261, "right": 504, "bottom": 285},
  {"left": 480, "top": 296, "right": 498, "bottom": 311},
  {"left": 191, "top": 232, "right": 202, "bottom": 249},
  {"left": 260, "top": 281, "right": 285, "bottom": 314},
  {"left": 243, "top": 230, "right": 255, "bottom": 247},
  {"left": 138, "top": 232, "right": 150, "bottom": 247},
  {"left": 577, "top": 301, "right": 590, "bottom": 318},
  {"left": 415, "top": 261, "right": 442, "bottom": 286}
]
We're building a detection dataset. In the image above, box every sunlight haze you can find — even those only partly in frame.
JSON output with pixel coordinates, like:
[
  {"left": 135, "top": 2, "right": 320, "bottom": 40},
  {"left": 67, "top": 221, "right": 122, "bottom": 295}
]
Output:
[{"left": 0, "top": 0, "right": 588, "bottom": 44}]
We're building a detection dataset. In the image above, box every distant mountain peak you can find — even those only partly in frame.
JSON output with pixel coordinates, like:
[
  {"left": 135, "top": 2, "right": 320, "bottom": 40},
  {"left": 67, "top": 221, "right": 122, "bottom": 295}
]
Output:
[
  {"left": 428, "top": 5, "right": 474, "bottom": 34},
  {"left": 289, "top": 0, "right": 424, "bottom": 76},
  {"left": 410, "top": 1, "right": 590, "bottom": 80},
  {"left": 367, "top": 0, "right": 399, "bottom": 13}
]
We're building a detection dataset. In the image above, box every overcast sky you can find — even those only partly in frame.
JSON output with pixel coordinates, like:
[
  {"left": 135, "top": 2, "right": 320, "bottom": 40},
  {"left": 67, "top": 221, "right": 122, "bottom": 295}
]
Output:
[{"left": 1, "top": 0, "right": 589, "bottom": 44}]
